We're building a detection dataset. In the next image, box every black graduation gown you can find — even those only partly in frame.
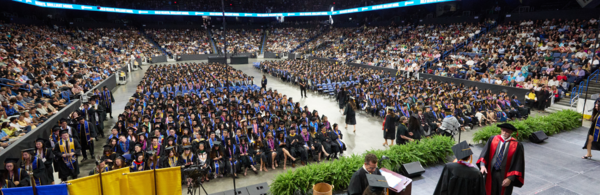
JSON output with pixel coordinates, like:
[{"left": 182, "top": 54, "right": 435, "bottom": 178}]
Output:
[
  {"left": 345, "top": 104, "right": 356, "bottom": 125},
  {"left": 347, "top": 167, "right": 381, "bottom": 195},
  {"left": 24, "top": 158, "right": 51, "bottom": 186},
  {"left": 396, "top": 123, "right": 409, "bottom": 145},
  {"left": 583, "top": 114, "right": 600, "bottom": 151},
  {"left": 263, "top": 139, "right": 277, "bottom": 167},
  {"left": 35, "top": 148, "right": 55, "bottom": 183},
  {"left": 76, "top": 122, "right": 97, "bottom": 151},
  {"left": 476, "top": 135, "right": 525, "bottom": 195},
  {"left": 93, "top": 103, "right": 106, "bottom": 134},
  {"left": 384, "top": 115, "right": 398, "bottom": 139},
  {"left": 433, "top": 162, "right": 486, "bottom": 195},
  {"left": 2, "top": 168, "right": 30, "bottom": 187},
  {"left": 103, "top": 89, "right": 115, "bottom": 114},
  {"left": 53, "top": 138, "right": 82, "bottom": 179},
  {"left": 161, "top": 156, "right": 184, "bottom": 168},
  {"left": 101, "top": 153, "right": 117, "bottom": 167}
]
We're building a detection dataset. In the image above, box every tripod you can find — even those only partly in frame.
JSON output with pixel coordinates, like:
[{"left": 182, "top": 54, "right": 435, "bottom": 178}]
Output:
[{"left": 186, "top": 175, "right": 209, "bottom": 195}]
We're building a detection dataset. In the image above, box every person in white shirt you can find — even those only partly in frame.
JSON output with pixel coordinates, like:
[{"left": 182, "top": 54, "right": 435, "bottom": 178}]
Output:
[{"left": 547, "top": 77, "right": 559, "bottom": 87}]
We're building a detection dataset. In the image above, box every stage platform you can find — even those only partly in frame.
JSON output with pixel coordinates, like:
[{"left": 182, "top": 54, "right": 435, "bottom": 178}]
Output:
[{"left": 412, "top": 126, "right": 600, "bottom": 195}]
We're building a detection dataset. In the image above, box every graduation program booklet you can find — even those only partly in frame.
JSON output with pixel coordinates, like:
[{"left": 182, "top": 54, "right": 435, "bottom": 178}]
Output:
[{"left": 380, "top": 171, "right": 402, "bottom": 188}]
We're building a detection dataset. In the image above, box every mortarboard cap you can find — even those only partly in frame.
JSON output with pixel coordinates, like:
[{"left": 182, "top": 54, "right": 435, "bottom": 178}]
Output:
[
  {"left": 4, "top": 158, "right": 19, "bottom": 164},
  {"left": 452, "top": 141, "right": 473, "bottom": 160},
  {"left": 59, "top": 130, "right": 69, "bottom": 135},
  {"left": 135, "top": 152, "right": 145, "bottom": 158},
  {"left": 35, "top": 138, "right": 47, "bottom": 144},
  {"left": 213, "top": 141, "right": 222, "bottom": 146},
  {"left": 183, "top": 145, "right": 192, "bottom": 150},
  {"left": 52, "top": 126, "right": 61, "bottom": 132},
  {"left": 134, "top": 143, "right": 143, "bottom": 148},
  {"left": 497, "top": 123, "right": 517, "bottom": 132},
  {"left": 103, "top": 145, "right": 112, "bottom": 150},
  {"left": 366, "top": 174, "right": 389, "bottom": 193},
  {"left": 22, "top": 148, "right": 35, "bottom": 154}
]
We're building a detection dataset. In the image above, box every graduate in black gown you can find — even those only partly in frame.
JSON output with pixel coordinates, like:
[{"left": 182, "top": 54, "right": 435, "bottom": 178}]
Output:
[
  {"left": 434, "top": 141, "right": 485, "bottom": 195},
  {"left": 53, "top": 130, "right": 82, "bottom": 182},
  {"left": 583, "top": 109, "right": 600, "bottom": 159},
  {"left": 347, "top": 154, "right": 381, "bottom": 195},
  {"left": 21, "top": 148, "right": 50, "bottom": 186},
  {"left": 476, "top": 123, "right": 525, "bottom": 195},
  {"left": 89, "top": 159, "right": 110, "bottom": 175},
  {"left": 34, "top": 138, "right": 55, "bottom": 184},
  {"left": 162, "top": 146, "right": 184, "bottom": 168},
  {"left": 2, "top": 158, "right": 30, "bottom": 188}
]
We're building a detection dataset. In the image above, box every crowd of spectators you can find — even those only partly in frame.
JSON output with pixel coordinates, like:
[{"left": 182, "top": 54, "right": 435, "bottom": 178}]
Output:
[
  {"left": 266, "top": 27, "right": 320, "bottom": 53},
  {"left": 258, "top": 59, "right": 532, "bottom": 138},
  {"left": 307, "top": 27, "right": 396, "bottom": 62},
  {"left": 357, "top": 22, "right": 491, "bottom": 68},
  {"left": 424, "top": 18, "right": 599, "bottom": 99},
  {"left": 295, "top": 28, "right": 352, "bottom": 55},
  {"left": 211, "top": 29, "right": 263, "bottom": 54},
  {"left": 147, "top": 29, "right": 213, "bottom": 56},
  {"left": 0, "top": 23, "right": 141, "bottom": 150},
  {"left": 300, "top": 22, "right": 488, "bottom": 65}
]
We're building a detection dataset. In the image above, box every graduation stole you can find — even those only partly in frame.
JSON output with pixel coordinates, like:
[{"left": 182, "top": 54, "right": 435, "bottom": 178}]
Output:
[
  {"left": 5, "top": 168, "right": 22, "bottom": 188},
  {"left": 59, "top": 137, "right": 76, "bottom": 170},
  {"left": 104, "top": 90, "right": 111, "bottom": 106},
  {"left": 401, "top": 107, "right": 409, "bottom": 117},
  {"left": 133, "top": 161, "right": 145, "bottom": 171},
  {"left": 29, "top": 157, "right": 42, "bottom": 186},
  {"left": 333, "top": 130, "right": 344, "bottom": 148},
  {"left": 169, "top": 156, "right": 178, "bottom": 167},
  {"left": 50, "top": 134, "right": 59, "bottom": 146},
  {"left": 183, "top": 153, "right": 194, "bottom": 164},
  {"left": 209, "top": 138, "right": 215, "bottom": 148},
  {"left": 119, "top": 140, "right": 130, "bottom": 153},
  {"left": 267, "top": 139, "right": 275, "bottom": 150},
  {"left": 278, "top": 137, "right": 286, "bottom": 145},
  {"left": 150, "top": 157, "right": 160, "bottom": 169},
  {"left": 595, "top": 114, "right": 600, "bottom": 141}
]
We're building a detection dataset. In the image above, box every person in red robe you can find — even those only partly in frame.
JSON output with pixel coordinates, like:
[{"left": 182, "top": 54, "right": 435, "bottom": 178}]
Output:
[{"left": 476, "top": 123, "right": 525, "bottom": 195}]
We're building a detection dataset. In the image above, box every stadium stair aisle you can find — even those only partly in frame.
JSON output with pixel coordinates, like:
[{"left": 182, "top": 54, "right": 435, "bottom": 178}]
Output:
[
  {"left": 139, "top": 27, "right": 169, "bottom": 56},
  {"left": 289, "top": 27, "right": 329, "bottom": 53},
  {"left": 208, "top": 29, "right": 219, "bottom": 54}
]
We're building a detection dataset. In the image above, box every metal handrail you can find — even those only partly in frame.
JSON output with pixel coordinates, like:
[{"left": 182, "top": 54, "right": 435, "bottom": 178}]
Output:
[{"left": 569, "top": 69, "right": 600, "bottom": 106}]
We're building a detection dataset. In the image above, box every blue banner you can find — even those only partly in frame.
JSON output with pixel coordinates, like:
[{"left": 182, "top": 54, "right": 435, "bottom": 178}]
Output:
[
  {"left": 12, "top": 0, "right": 454, "bottom": 17},
  {"left": 1, "top": 186, "right": 34, "bottom": 195},
  {"left": 36, "top": 184, "right": 69, "bottom": 195}
]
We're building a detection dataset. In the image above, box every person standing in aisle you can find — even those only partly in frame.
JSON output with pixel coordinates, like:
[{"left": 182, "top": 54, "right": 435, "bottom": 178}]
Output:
[
  {"left": 345, "top": 97, "right": 357, "bottom": 133},
  {"left": 299, "top": 76, "right": 308, "bottom": 98},
  {"left": 261, "top": 75, "right": 267, "bottom": 89},
  {"left": 382, "top": 108, "right": 398, "bottom": 147}
]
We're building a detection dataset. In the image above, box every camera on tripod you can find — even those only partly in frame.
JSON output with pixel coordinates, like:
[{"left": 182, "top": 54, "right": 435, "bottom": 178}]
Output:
[{"left": 183, "top": 163, "right": 211, "bottom": 195}]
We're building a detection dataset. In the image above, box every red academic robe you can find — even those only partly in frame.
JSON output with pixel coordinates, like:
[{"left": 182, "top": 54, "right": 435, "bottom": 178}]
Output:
[{"left": 476, "top": 135, "right": 525, "bottom": 195}]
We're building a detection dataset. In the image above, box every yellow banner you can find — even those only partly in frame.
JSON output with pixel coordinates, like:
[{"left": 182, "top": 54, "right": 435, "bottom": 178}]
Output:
[
  {"left": 68, "top": 174, "right": 101, "bottom": 195},
  {"left": 101, "top": 167, "right": 130, "bottom": 195},
  {"left": 156, "top": 167, "right": 182, "bottom": 195},
  {"left": 126, "top": 170, "right": 156, "bottom": 195}
]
